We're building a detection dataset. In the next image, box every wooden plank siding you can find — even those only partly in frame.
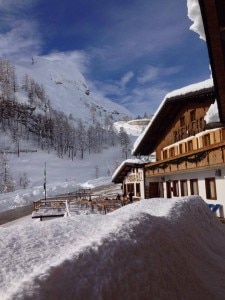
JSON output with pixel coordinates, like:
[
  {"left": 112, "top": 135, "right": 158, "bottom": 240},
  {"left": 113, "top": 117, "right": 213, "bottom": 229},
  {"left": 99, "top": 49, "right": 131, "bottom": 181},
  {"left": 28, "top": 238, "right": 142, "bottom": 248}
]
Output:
[{"left": 155, "top": 102, "right": 212, "bottom": 161}]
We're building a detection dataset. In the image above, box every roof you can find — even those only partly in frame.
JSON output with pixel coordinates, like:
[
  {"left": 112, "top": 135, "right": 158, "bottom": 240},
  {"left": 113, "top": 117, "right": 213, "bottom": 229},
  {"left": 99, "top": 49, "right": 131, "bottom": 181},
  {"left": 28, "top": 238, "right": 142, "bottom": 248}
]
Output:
[
  {"left": 112, "top": 159, "right": 145, "bottom": 184},
  {"left": 132, "top": 79, "right": 215, "bottom": 156}
]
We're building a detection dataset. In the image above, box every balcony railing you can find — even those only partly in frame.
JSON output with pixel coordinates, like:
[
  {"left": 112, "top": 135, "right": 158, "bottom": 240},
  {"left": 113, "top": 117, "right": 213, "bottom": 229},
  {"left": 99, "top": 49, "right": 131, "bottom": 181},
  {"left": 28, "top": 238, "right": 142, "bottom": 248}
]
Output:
[{"left": 145, "top": 141, "right": 225, "bottom": 176}]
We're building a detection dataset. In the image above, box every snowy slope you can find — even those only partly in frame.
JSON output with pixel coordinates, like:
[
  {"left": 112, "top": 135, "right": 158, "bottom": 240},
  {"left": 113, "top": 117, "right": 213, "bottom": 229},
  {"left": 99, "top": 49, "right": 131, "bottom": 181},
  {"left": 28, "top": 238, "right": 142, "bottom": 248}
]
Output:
[{"left": 15, "top": 56, "right": 133, "bottom": 125}]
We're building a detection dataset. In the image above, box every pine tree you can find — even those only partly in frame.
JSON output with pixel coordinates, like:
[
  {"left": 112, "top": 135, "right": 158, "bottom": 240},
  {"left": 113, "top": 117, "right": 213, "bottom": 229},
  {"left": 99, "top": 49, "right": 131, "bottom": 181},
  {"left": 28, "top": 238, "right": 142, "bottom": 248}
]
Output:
[
  {"left": 18, "top": 172, "right": 30, "bottom": 189},
  {"left": 0, "top": 153, "right": 14, "bottom": 193},
  {"left": 119, "top": 127, "right": 131, "bottom": 159}
]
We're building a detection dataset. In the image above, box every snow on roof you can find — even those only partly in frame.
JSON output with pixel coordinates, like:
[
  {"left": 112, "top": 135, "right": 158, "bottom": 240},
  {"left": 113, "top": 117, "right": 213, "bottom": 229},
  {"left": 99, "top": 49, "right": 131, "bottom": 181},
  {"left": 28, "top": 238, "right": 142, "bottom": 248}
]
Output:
[
  {"left": 132, "top": 78, "right": 214, "bottom": 154},
  {"left": 112, "top": 158, "right": 145, "bottom": 181},
  {"left": 204, "top": 100, "right": 220, "bottom": 124},
  {"left": 1, "top": 196, "right": 225, "bottom": 299},
  {"left": 187, "top": 0, "right": 206, "bottom": 40}
]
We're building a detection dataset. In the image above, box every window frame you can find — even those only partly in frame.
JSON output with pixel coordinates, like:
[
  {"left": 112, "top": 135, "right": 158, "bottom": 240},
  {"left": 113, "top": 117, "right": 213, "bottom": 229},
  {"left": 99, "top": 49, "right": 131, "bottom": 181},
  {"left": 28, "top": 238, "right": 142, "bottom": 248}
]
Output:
[
  {"left": 180, "top": 180, "right": 188, "bottom": 196},
  {"left": 190, "top": 179, "right": 199, "bottom": 195},
  {"left": 205, "top": 177, "right": 217, "bottom": 200},
  {"left": 172, "top": 180, "right": 179, "bottom": 197}
]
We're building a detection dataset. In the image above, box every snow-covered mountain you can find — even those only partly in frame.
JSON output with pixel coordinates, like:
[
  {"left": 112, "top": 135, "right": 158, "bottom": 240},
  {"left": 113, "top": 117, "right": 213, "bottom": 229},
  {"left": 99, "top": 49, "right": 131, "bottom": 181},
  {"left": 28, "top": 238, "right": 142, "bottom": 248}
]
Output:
[
  {"left": 0, "top": 56, "right": 145, "bottom": 201},
  {"left": 15, "top": 56, "right": 133, "bottom": 125}
]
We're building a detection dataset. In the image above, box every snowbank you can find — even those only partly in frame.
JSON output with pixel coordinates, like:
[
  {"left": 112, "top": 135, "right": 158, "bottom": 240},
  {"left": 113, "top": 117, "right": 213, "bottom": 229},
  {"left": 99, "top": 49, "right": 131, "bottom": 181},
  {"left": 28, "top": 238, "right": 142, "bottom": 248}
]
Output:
[{"left": 1, "top": 196, "right": 225, "bottom": 300}]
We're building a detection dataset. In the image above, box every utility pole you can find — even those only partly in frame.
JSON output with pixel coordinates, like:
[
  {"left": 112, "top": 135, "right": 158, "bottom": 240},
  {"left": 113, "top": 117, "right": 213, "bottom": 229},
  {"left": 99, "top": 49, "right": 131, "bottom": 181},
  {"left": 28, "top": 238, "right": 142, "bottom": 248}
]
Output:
[{"left": 44, "top": 162, "right": 47, "bottom": 200}]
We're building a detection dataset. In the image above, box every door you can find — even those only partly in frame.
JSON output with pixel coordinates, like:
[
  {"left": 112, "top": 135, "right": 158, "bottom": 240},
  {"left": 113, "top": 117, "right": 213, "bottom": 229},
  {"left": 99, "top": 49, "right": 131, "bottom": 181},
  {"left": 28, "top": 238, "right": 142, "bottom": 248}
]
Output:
[
  {"left": 166, "top": 181, "right": 171, "bottom": 198},
  {"left": 149, "top": 182, "right": 160, "bottom": 198}
]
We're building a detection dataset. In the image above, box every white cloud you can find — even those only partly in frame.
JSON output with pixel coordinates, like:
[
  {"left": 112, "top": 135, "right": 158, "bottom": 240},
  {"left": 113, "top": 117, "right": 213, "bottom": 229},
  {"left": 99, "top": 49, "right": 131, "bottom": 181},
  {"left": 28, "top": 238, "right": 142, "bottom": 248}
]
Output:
[
  {"left": 0, "top": 0, "right": 41, "bottom": 61},
  {"left": 137, "top": 65, "right": 183, "bottom": 85},
  {"left": 0, "top": 20, "right": 41, "bottom": 61},
  {"left": 120, "top": 71, "right": 134, "bottom": 88},
  {"left": 137, "top": 66, "right": 159, "bottom": 84},
  {"left": 43, "top": 51, "right": 91, "bottom": 75},
  {"left": 0, "top": 0, "right": 35, "bottom": 12},
  {"left": 119, "top": 85, "right": 169, "bottom": 117}
]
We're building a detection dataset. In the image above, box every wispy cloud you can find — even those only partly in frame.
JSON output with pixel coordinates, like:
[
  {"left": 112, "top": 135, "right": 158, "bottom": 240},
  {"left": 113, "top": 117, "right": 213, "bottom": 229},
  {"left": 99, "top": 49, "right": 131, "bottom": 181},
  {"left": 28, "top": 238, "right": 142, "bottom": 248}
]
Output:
[
  {"left": 137, "top": 65, "right": 183, "bottom": 85},
  {"left": 0, "top": 20, "right": 41, "bottom": 60},
  {"left": 120, "top": 71, "right": 134, "bottom": 88},
  {"left": 137, "top": 66, "right": 159, "bottom": 85},
  {"left": 43, "top": 51, "right": 91, "bottom": 75},
  {"left": 0, "top": 0, "right": 41, "bottom": 61},
  {"left": 120, "top": 85, "right": 169, "bottom": 117},
  {"left": 86, "top": 1, "right": 188, "bottom": 72}
]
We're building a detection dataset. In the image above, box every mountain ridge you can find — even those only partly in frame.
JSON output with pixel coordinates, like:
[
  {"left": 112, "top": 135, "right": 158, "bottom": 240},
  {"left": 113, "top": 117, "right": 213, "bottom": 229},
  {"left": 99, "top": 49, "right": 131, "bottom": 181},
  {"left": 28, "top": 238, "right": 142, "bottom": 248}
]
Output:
[{"left": 15, "top": 56, "right": 134, "bottom": 125}]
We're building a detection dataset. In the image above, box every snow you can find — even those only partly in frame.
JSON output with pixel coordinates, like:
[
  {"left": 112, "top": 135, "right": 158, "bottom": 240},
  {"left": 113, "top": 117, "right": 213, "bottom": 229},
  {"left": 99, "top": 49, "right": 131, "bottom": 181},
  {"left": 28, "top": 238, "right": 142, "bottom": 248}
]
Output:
[
  {"left": 132, "top": 78, "right": 214, "bottom": 154},
  {"left": 187, "top": 0, "right": 206, "bottom": 40},
  {"left": 1, "top": 195, "right": 225, "bottom": 299},
  {"left": 204, "top": 100, "right": 220, "bottom": 124},
  {"left": 15, "top": 56, "right": 133, "bottom": 125},
  {"left": 1, "top": 5, "right": 225, "bottom": 298},
  {"left": 0, "top": 145, "right": 122, "bottom": 212},
  {"left": 112, "top": 158, "right": 145, "bottom": 182},
  {"left": 114, "top": 120, "right": 148, "bottom": 136}
]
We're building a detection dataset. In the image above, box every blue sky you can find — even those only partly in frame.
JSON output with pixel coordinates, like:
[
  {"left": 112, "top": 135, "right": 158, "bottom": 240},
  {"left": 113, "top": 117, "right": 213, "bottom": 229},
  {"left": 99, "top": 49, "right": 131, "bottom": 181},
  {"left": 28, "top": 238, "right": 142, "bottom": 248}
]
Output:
[{"left": 0, "top": 0, "right": 211, "bottom": 116}]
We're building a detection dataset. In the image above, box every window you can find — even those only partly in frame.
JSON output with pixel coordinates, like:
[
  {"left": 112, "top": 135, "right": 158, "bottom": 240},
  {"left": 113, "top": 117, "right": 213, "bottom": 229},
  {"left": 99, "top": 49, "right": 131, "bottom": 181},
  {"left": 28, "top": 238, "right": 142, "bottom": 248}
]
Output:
[
  {"left": 127, "top": 183, "right": 134, "bottom": 194},
  {"left": 190, "top": 179, "right": 199, "bottom": 195},
  {"left": 173, "top": 180, "right": 179, "bottom": 196},
  {"left": 187, "top": 140, "right": 193, "bottom": 151},
  {"left": 203, "top": 134, "right": 210, "bottom": 147},
  {"left": 180, "top": 180, "right": 188, "bottom": 196},
  {"left": 180, "top": 116, "right": 185, "bottom": 127},
  {"left": 136, "top": 183, "right": 140, "bottom": 197},
  {"left": 205, "top": 178, "right": 217, "bottom": 200},
  {"left": 190, "top": 110, "right": 196, "bottom": 122}
]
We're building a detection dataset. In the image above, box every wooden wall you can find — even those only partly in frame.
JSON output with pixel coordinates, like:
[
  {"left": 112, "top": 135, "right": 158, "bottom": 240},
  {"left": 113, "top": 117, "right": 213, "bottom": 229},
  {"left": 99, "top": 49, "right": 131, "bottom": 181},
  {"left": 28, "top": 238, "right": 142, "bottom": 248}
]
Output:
[{"left": 155, "top": 100, "right": 213, "bottom": 160}]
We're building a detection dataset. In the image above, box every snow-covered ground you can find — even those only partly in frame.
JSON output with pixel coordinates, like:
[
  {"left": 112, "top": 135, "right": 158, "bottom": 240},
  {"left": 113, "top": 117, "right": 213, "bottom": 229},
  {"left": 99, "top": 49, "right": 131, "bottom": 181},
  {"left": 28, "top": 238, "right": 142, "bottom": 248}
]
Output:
[
  {"left": 0, "top": 116, "right": 145, "bottom": 213},
  {"left": 1, "top": 196, "right": 225, "bottom": 300},
  {"left": 0, "top": 140, "right": 125, "bottom": 213}
]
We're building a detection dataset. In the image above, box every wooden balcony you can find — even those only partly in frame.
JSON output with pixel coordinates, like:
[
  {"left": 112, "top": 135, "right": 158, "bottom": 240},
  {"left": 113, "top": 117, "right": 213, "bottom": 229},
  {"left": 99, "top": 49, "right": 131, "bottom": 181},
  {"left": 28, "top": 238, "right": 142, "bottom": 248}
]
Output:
[{"left": 145, "top": 141, "right": 225, "bottom": 177}]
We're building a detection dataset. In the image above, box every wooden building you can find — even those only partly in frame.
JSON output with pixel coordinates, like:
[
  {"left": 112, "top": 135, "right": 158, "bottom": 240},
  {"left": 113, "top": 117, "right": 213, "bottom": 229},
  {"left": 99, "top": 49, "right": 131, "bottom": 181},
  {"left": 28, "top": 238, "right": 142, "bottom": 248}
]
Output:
[
  {"left": 112, "top": 159, "right": 145, "bottom": 199},
  {"left": 132, "top": 80, "right": 225, "bottom": 215},
  {"left": 113, "top": 0, "right": 225, "bottom": 216}
]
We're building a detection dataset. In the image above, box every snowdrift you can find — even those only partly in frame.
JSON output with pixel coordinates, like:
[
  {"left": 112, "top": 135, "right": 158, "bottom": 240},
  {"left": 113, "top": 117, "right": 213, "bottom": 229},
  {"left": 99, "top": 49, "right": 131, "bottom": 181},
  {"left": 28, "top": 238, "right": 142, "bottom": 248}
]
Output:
[{"left": 1, "top": 196, "right": 225, "bottom": 300}]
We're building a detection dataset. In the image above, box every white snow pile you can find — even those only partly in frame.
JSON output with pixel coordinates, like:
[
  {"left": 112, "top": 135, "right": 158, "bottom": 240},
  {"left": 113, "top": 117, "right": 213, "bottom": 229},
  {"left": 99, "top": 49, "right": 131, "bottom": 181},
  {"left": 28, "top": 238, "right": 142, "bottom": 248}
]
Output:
[
  {"left": 1, "top": 196, "right": 225, "bottom": 300},
  {"left": 204, "top": 100, "right": 220, "bottom": 124},
  {"left": 187, "top": 0, "right": 206, "bottom": 40}
]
